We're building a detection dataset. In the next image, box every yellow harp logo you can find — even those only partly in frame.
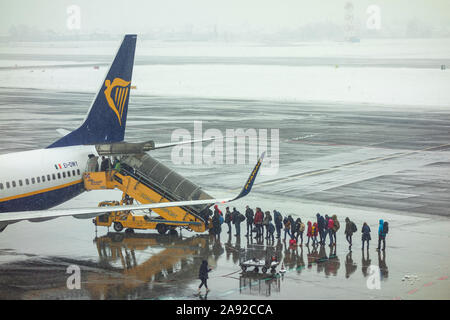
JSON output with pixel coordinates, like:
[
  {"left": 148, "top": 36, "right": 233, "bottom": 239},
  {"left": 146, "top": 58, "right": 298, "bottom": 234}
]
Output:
[{"left": 104, "top": 77, "right": 131, "bottom": 126}]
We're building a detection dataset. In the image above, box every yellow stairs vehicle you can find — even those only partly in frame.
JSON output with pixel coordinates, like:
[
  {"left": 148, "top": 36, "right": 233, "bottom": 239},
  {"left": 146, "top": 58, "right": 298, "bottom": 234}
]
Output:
[{"left": 83, "top": 154, "right": 214, "bottom": 234}]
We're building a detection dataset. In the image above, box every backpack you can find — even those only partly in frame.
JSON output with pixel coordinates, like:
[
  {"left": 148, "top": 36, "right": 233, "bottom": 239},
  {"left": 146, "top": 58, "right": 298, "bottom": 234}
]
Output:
[
  {"left": 383, "top": 221, "right": 389, "bottom": 234},
  {"left": 351, "top": 222, "right": 357, "bottom": 233},
  {"left": 299, "top": 223, "right": 305, "bottom": 233},
  {"left": 240, "top": 213, "right": 246, "bottom": 222},
  {"left": 219, "top": 215, "right": 224, "bottom": 225}
]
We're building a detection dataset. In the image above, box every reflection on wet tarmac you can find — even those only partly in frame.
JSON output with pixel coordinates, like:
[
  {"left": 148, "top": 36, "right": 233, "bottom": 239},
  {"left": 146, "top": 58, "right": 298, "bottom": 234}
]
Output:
[
  {"left": 91, "top": 232, "right": 214, "bottom": 299},
  {"left": 0, "top": 230, "right": 391, "bottom": 299}
]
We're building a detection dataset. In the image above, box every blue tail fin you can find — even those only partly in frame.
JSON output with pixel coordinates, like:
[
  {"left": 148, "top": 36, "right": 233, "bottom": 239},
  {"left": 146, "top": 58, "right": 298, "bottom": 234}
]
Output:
[{"left": 47, "top": 34, "right": 137, "bottom": 148}]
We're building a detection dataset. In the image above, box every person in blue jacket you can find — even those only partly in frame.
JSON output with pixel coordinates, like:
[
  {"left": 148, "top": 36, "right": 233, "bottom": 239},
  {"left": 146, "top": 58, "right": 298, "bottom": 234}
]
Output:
[
  {"left": 361, "top": 222, "right": 371, "bottom": 250},
  {"left": 377, "top": 219, "right": 386, "bottom": 251}
]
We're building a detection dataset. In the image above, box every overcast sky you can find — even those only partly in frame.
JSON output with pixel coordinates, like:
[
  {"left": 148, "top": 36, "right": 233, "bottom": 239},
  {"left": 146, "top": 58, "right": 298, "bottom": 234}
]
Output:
[{"left": 0, "top": 0, "right": 449, "bottom": 36}]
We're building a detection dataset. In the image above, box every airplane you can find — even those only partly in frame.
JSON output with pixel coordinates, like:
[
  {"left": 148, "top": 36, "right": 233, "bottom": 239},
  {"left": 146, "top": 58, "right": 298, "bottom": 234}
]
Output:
[{"left": 0, "top": 34, "right": 264, "bottom": 232}]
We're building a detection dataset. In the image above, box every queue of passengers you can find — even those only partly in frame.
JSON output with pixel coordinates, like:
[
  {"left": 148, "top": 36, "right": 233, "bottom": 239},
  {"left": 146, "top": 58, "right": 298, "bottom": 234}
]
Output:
[
  {"left": 209, "top": 206, "right": 389, "bottom": 251},
  {"left": 86, "top": 155, "right": 121, "bottom": 172}
]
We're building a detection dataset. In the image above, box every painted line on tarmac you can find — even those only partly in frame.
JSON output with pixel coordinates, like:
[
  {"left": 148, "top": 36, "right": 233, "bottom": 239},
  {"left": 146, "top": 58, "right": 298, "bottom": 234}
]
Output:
[
  {"left": 230, "top": 143, "right": 450, "bottom": 191},
  {"left": 395, "top": 275, "right": 448, "bottom": 299}
]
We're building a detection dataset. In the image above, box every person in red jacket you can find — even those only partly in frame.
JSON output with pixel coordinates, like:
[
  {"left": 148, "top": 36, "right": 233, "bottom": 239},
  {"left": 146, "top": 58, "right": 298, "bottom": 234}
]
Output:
[
  {"left": 254, "top": 207, "right": 264, "bottom": 238},
  {"left": 306, "top": 221, "right": 313, "bottom": 246},
  {"left": 312, "top": 222, "right": 319, "bottom": 245},
  {"left": 327, "top": 216, "right": 334, "bottom": 247}
]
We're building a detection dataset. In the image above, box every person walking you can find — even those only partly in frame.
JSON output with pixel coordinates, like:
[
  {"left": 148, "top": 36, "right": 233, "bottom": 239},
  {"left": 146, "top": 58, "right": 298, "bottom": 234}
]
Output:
[
  {"left": 232, "top": 207, "right": 243, "bottom": 237},
  {"left": 377, "top": 220, "right": 388, "bottom": 251},
  {"left": 254, "top": 208, "right": 264, "bottom": 238},
  {"left": 263, "top": 211, "right": 272, "bottom": 239},
  {"left": 312, "top": 222, "right": 319, "bottom": 245},
  {"left": 225, "top": 207, "right": 232, "bottom": 234},
  {"left": 316, "top": 213, "right": 325, "bottom": 245},
  {"left": 327, "top": 215, "right": 334, "bottom": 246},
  {"left": 211, "top": 208, "right": 222, "bottom": 239},
  {"left": 289, "top": 215, "right": 296, "bottom": 240},
  {"left": 267, "top": 222, "right": 275, "bottom": 242},
  {"left": 198, "top": 260, "right": 212, "bottom": 293},
  {"left": 331, "top": 215, "right": 340, "bottom": 246},
  {"left": 296, "top": 218, "right": 305, "bottom": 246},
  {"left": 306, "top": 221, "right": 313, "bottom": 246},
  {"left": 273, "top": 210, "right": 283, "bottom": 239},
  {"left": 344, "top": 217, "right": 357, "bottom": 250},
  {"left": 283, "top": 216, "right": 291, "bottom": 240},
  {"left": 361, "top": 222, "right": 371, "bottom": 250},
  {"left": 324, "top": 214, "right": 330, "bottom": 245},
  {"left": 245, "top": 206, "right": 254, "bottom": 237}
]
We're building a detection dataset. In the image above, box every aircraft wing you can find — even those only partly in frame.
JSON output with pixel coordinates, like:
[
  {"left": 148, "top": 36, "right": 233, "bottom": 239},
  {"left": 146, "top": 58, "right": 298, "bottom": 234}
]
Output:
[
  {"left": 153, "top": 135, "right": 241, "bottom": 150},
  {"left": 0, "top": 152, "right": 265, "bottom": 224}
]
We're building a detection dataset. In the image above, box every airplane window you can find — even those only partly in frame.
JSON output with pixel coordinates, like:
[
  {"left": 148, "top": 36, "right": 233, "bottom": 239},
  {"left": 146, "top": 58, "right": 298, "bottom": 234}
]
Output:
[
  {"left": 62, "top": 172, "right": 66, "bottom": 178},
  {"left": 12, "top": 181, "right": 16, "bottom": 187},
  {"left": 19, "top": 180, "right": 23, "bottom": 187},
  {"left": 57, "top": 173, "right": 61, "bottom": 179},
  {"left": 42, "top": 176, "right": 45, "bottom": 182},
  {"left": 6, "top": 182, "right": 10, "bottom": 188},
  {"left": 0, "top": 183, "right": 3, "bottom": 190},
  {"left": 37, "top": 177, "right": 41, "bottom": 183},
  {"left": 52, "top": 174, "right": 56, "bottom": 180},
  {"left": 72, "top": 170, "right": 76, "bottom": 176},
  {"left": 47, "top": 174, "right": 51, "bottom": 181},
  {"left": 31, "top": 178, "right": 35, "bottom": 184},
  {"left": 26, "top": 179, "right": 29, "bottom": 185},
  {"left": 67, "top": 171, "right": 71, "bottom": 177}
]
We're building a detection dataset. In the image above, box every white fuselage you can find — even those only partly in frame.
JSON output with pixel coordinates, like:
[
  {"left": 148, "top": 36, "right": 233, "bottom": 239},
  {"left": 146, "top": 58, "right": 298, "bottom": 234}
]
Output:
[{"left": 0, "top": 145, "right": 97, "bottom": 213}]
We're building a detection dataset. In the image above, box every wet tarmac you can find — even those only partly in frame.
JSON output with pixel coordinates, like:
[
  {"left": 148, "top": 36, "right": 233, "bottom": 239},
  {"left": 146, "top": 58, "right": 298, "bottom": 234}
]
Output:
[{"left": 0, "top": 87, "right": 449, "bottom": 299}]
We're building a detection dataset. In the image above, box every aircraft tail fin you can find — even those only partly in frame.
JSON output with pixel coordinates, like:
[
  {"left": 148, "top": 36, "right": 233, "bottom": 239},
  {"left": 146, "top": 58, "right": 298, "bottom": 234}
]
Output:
[{"left": 47, "top": 34, "right": 137, "bottom": 148}]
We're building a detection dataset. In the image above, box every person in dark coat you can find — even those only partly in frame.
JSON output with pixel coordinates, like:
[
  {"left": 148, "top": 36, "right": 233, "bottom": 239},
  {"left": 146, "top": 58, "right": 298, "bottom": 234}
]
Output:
[
  {"left": 344, "top": 217, "right": 355, "bottom": 250},
  {"left": 316, "top": 213, "right": 325, "bottom": 245},
  {"left": 267, "top": 222, "right": 275, "bottom": 242},
  {"left": 361, "top": 222, "right": 371, "bottom": 250},
  {"left": 225, "top": 207, "right": 232, "bottom": 234},
  {"left": 232, "top": 207, "right": 243, "bottom": 237},
  {"left": 273, "top": 210, "right": 283, "bottom": 239},
  {"left": 283, "top": 216, "right": 291, "bottom": 240},
  {"left": 100, "top": 156, "right": 110, "bottom": 171},
  {"left": 263, "top": 211, "right": 272, "bottom": 239},
  {"left": 198, "top": 260, "right": 212, "bottom": 293},
  {"left": 245, "top": 205, "right": 254, "bottom": 237}
]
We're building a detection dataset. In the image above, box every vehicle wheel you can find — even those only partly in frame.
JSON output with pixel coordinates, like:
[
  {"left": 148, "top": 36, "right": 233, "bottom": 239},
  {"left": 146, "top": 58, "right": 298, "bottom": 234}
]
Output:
[
  {"left": 262, "top": 266, "right": 268, "bottom": 273},
  {"left": 156, "top": 224, "right": 167, "bottom": 235},
  {"left": 241, "top": 265, "right": 247, "bottom": 272},
  {"left": 254, "top": 267, "right": 259, "bottom": 273},
  {"left": 169, "top": 229, "right": 178, "bottom": 236},
  {"left": 113, "top": 222, "right": 123, "bottom": 232},
  {"left": 125, "top": 228, "right": 134, "bottom": 234}
]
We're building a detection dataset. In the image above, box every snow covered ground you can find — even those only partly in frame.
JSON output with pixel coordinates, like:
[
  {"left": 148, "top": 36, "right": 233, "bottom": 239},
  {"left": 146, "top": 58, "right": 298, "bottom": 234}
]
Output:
[
  {"left": 0, "top": 38, "right": 449, "bottom": 108},
  {"left": 0, "top": 62, "right": 449, "bottom": 108}
]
